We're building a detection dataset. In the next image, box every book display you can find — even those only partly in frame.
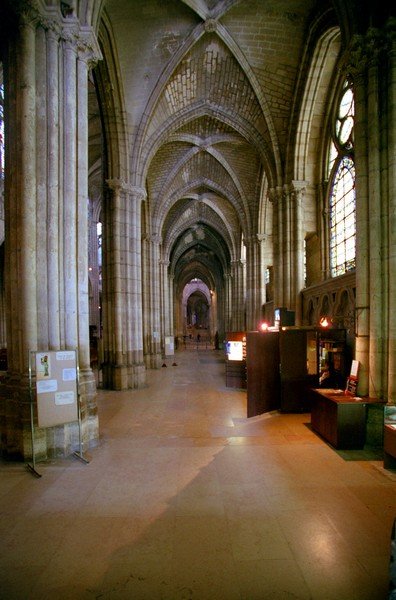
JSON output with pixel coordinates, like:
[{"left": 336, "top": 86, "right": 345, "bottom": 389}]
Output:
[{"left": 245, "top": 327, "right": 349, "bottom": 416}]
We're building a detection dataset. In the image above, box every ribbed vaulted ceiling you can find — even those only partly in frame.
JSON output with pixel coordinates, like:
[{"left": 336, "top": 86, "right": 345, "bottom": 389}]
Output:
[{"left": 92, "top": 0, "right": 325, "bottom": 296}]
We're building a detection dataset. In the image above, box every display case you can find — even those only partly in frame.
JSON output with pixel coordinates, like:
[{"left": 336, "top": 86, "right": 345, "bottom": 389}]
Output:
[
  {"left": 310, "top": 388, "right": 385, "bottom": 449},
  {"left": 384, "top": 405, "right": 396, "bottom": 468},
  {"left": 245, "top": 327, "right": 350, "bottom": 416},
  {"left": 279, "top": 327, "right": 349, "bottom": 412},
  {"left": 318, "top": 329, "right": 347, "bottom": 390}
]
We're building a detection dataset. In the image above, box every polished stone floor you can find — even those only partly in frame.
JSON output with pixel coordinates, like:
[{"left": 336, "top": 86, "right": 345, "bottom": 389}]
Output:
[{"left": 1, "top": 346, "right": 395, "bottom": 599}]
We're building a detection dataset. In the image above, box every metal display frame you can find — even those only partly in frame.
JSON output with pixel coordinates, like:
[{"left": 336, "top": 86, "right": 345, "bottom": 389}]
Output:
[{"left": 27, "top": 348, "right": 89, "bottom": 478}]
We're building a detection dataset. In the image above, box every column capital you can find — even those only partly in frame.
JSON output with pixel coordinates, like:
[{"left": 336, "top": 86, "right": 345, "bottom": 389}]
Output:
[
  {"left": 106, "top": 180, "right": 146, "bottom": 200},
  {"left": 129, "top": 186, "right": 147, "bottom": 202},
  {"left": 385, "top": 17, "right": 396, "bottom": 48},
  {"left": 343, "top": 27, "right": 391, "bottom": 80},
  {"left": 290, "top": 180, "right": 308, "bottom": 192},
  {"left": 268, "top": 186, "right": 284, "bottom": 204},
  {"left": 106, "top": 178, "right": 126, "bottom": 191},
  {"left": 77, "top": 26, "right": 103, "bottom": 67},
  {"left": 244, "top": 234, "right": 262, "bottom": 247},
  {"left": 230, "top": 259, "right": 245, "bottom": 269},
  {"left": 18, "top": 5, "right": 39, "bottom": 31},
  {"left": 144, "top": 234, "right": 161, "bottom": 245},
  {"left": 61, "top": 23, "right": 80, "bottom": 53},
  {"left": 289, "top": 180, "right": 307, "bottom": 203}
]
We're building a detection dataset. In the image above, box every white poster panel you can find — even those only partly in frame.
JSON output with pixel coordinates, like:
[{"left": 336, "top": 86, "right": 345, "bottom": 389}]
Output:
[
  {"left": 165, "top": 336, "right": 174, "bottom": 356},
  {"left": 35, "top": 350, "right": 78, "bottom": 427}
]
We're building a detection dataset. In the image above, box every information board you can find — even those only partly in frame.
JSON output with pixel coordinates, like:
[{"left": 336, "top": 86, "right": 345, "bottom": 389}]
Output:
[
  {"left": 226, "top": 341, "right": 244, "bottom": 361},
  {"left": 165, "top": 336, "right": 174, "bottom": 356},
  {"left": 34, "top": 350, "right": 78, "bottom": 427}
]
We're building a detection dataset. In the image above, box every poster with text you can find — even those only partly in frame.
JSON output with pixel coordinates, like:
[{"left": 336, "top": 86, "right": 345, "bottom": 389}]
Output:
[{"left": 35, "top": 350, "right": 78, "bottom": 427}]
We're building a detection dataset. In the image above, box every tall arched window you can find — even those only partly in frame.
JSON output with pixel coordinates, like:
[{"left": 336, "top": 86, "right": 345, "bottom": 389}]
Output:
[{"left": 328, "top": 80, "right": 355, "bottom": 277}]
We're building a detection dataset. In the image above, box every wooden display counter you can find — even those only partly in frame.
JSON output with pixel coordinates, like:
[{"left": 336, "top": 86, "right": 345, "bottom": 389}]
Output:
[
  {"left": 384, "top": 425, "right": 396, "bottom": 468},
  {"left": 310, "top": 388, "right": 384, "bottom": 449}
]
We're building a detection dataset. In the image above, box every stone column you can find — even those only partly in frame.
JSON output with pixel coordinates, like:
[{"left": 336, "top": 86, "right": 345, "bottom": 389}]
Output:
[
  {"left": 76, "top": 34, "right": 101, "bottom": 440},
  {"left": 0, "top": 7, "right": 101, "bottom": 459},
  {"left": 349, "top": 40, "right": 370, "bottom": 396},
  {"left": 62, "top": 33, "right": 79, "bottom": 349},
  {"left": 76, "top": 41, "right": 92, "bottom": 367},
  {"left": 104, "top": 179, "right": 125, "bottom": 379},
  {"left": 46, "top": 27, "right": 61, "bottom": 348},
  {"left": 143, "top": 234, "right": 162, "bottom": 368},
  {"left": 282, "top": 185, "right": 291, "bottom": 309},
  {"left": 269, "top": 187, "right": 284, "bottom": 309},
  {"left": 168, "top": 272, "right": 175, "bottom": 340},
  {"left": 245, "top": 235, "right": 262, "bottom": 330},
  {"left": 290, "top": 181, "right": 306, "bottom": 321},
  {"left": 129, "top": 187, "right": 146, "bottom": 386},
  {"left": 160, "top": 258, "right": 171, "bottom": 352},
  {"left": 367, "top": 32, "right": 387, "bottom": 399},
  {"left": 6, "top": 11, "right": 38, "bottom": 458},
  {"left": 257, "top": 233, "right": 267, "bottom": 307},
  {"left": 102, "top": 182, "right": 147, "bottom": 388},
  {"left": 223, "top": 271, "right": 232, "bottom": 333},
  {"left": 15, "top": 12, "right": 38, "bottom": 368},
  {"left": 257, "top": 232, "right": 274, "bottom": 322},
  {"left": 103, "top": 179, "right": 140, "bottom": 389},
  {"left": 210, "top": 289, "right": 217, "bottom": 341},
  {"left": 270, "top": 180, "right": 305, "bottom": 319},
  {"left": 387, "top": 23, "right": 396, "bottom": 400},
  {"left": 230, "top": 260, "right": 245, "bottom": 331}
]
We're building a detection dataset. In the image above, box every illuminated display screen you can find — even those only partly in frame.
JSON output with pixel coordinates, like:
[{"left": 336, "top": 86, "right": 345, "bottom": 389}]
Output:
[{"left": 226, "top": 341, "right": 243, "bottom": 361}]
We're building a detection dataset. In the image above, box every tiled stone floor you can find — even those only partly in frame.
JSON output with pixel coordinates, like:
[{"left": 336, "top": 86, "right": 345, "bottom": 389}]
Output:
[{"left": 1, "top": 347, "right": 395, "bottom": 599}]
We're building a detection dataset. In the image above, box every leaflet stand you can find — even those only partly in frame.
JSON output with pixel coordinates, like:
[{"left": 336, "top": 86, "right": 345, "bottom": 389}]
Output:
[
  {"left": 27, "top": 350, "right": 42, "bottom": 478},
  {"left": 73, "top": 347, "right": 89, "bottom": 465}
]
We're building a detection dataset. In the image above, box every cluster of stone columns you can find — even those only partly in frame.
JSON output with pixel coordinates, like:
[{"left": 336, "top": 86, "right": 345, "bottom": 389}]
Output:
[
  {"left": 351, "top": 22, "right": 396, "bottom": 400},
  {"left": 226, "top": 259, "right": 245, "bottom": 331},
  {"left": 160, "top": 258, "right": 173, "bottom": 350},
  {"left": 102, "top": 180, "right": 146, "bottom": 389},
  {"left": 0, "top": 3, "right": 101, "bottom": 459},
  {"left": 142, "top": 233, "right": 162, "bottom": 369},
  {"left": 269, "top": 181, "right": 306, "bottom": 315}
]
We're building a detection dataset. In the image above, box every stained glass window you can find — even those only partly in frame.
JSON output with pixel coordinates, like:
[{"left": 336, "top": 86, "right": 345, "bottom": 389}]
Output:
[
  {"left": 330, "top": 156, "right": 355, "bottom": 276},
  {"left": 329, "top": 82, "right": 355, "bottom": 277}
]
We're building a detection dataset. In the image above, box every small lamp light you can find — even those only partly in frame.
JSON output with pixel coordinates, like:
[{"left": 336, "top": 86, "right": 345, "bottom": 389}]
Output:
[
  {"left": 320, "top": 316, "right": 329, "bottom": 327},
  {"left": 259, "top": 322, "right": 269, "bottom": 331}
]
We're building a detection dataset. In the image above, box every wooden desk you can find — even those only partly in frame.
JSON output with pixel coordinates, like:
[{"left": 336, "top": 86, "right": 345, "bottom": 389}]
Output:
[{"left": 310, "top": 388, "right": 384, "bottom": 449}]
